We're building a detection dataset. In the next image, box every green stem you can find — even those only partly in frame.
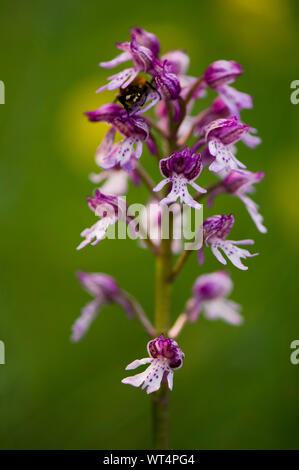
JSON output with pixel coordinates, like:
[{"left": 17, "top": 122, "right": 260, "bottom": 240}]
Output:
[
  {"left": 155, "top": 237, "right": 173, "bottom": 334},
  {"left": 152, "top": 235, "right": 172, "bottom": 449},
  {"left": 152, "top": 104, "right": 177, "bottom": 450},
  {"left": 152, "top": 381, "right": 170, "bottom": 449}
]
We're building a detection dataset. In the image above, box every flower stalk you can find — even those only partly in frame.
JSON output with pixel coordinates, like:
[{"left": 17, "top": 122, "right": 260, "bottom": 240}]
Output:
[
  {"left": 73, "top": 28, "right": 265, "bottom": 451},
  {"left": 151, "top": 100, "right": 177, "bottom": 449},
  {"left": 152, "top": 216, "right": 173, "bottom": 448}
]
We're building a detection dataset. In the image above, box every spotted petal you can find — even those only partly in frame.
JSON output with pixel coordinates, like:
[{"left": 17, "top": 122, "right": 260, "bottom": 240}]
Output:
[
  {"left": 208, "top": 138, "right": 246, "bottom": 174},
  {"left": 95, "top": 128, "right": 116, "bottom": 167},
  {"left": 77, "top": 217, "right": 116, "bottom": 250},
  {"left": 210, "top": 238, "right": 258, "bottom": 270},
  {"left": 122, "top": 359, "right": 171, "bottom": 394},
  {"left": 100, "top": 137, "right": 142, "bottom": 169},
  {"left": 156, "top": 175, "right": 204, "bottom": 210},
  {"left": 219, "top": 85, "right": 252, "bottom": 115},
  {"left": 96, "top": 68, "right": 138, "bottom": 93}
]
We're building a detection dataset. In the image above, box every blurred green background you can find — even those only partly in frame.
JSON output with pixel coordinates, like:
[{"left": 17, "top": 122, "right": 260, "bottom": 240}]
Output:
[{"left": 1, "top": 0, "right": 299, "bottom": 450}]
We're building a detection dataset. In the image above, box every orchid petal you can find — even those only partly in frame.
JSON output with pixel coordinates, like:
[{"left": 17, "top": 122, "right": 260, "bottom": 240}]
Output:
[
  {"left": 99, "top": 51, "right": 132, "bottom": 69},
  {"left": 71, "top": 299, "right": 100, "bottom": 342},
  {"left": 153, "top": 179, "right": 169, "bottom": 192},
  {"left": 125, "top": 358, "right": 152, "bottom": 370}
]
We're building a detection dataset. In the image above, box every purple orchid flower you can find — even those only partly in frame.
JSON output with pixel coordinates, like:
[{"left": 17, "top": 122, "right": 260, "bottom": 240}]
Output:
[
  {"left": 86, "top": 103, "right": 150, "bottom": 169},
  {"left": 77, "top": 190, "right": 126, "bottom": 250},
  {"left": 186, "top": 271, "right": 242, "bottom": 325},
  {"left": 204, "top": 60, "right": 252, "bottom": 116},
  {"left": 122, "top": 334, "right": 184, "bottom": 394},
  {"left": 71, "top": 271, "right": 133, "bottom": 342},
  {"left": 154, "top": 50, "right": 204, "bottom": 125},
  {"left": 97, "top": 30, "right": 179, "bottom": 107},
  {"left": 204, "top": 117, "right": 249, "bottom": 174},
  {"left": 194, "top": 97, "right": 261, "bottom": 149},
  {"left": 160, "top": 49, "right": 202, "bottom": 96},
  {"left": 153, "top": 146, "right": 206, "bottom": 209},
  {"left": 97, "top": 33, "right": 156, "bottom": 92},
  {"left": 130, "top": 27, "right": 160, "bottom": 57},
  {"left": 199, "top": 214, "right": 258, "bottom": 270},
  {"left": 207, "top": 170, "right": 267, "bottom": 233},
  {"left": 161, "top": 50, "right": 190, "bottom": 78},
  {"left": 152, "top": 59, "right": 181, "bottom": 100}
]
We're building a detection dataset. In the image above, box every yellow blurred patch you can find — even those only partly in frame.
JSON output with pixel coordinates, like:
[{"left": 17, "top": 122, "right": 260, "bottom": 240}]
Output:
[
  {"left": 216, "top": 0, "right": 295, "bottom": 64},
  {"left": 228, "top": 0, "right": 289, "bottom": 20},
  {"left": 57, "top": 78, "right": 121, "bottom": 174}
]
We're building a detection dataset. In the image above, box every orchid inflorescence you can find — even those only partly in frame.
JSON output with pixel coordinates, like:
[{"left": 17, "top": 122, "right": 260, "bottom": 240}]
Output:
[{"left": 72, "top": 27, "right": 266, "bottom": 404}]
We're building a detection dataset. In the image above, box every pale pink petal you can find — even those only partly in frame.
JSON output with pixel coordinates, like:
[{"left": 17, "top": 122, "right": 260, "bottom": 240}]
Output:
[
  {"left": 208, "top": 139, "right": 246, "bottom": 173},
  {"left": 242, "top": 127, "right": 261, "bottom": 148},
  {"left": 121, "top": 69, "right": 139, "bottom": 88},
  {"left": 158, "top": 175, "right": 203, "bottom": 209},
  {"left": 71, "top": 299, "right": 100, "bottom": 342},
  {"left": 122, "top": 360, "right": 166, "bottom": 394},
  {"left": 125, "top": 358, "right": 152, "bottom": 370},
  {"left": 101, "top": 137, "right": 137, "bottom": 169},
  {"left": 135, "top": 92, "right": 160, "bottom": 115},
  {"left": 102, "top": 172, "right": 129, "bottom": 195},
  {"left": 228, "top": 239, "right": 254, "bottom": 245},
  {"left": 135, "top": 139, "right": 143, "bottom": 159},
  {"left": 159, "top": 190, "right": 179, "bottom": 206},
  {"left": 167, "top": 370, "right": 174, "bottom": 390},
  {"left": 122, "top": 370, "right": 149, "bottom": 388},
  {"left": 95, "top": 128, "right": 116, "bottom": 167},
  {"left": 219, "top": 85, "right": 252, "bottom": 115},
  {"left": 211, "top": 243, "right": 228, "bottom": 265},
  {"left": 181, "top": 190, "right": 203, "bottom": 210},
  {"left": 153, "top": 179, "right": 169, "bottom": 192},
  {"left": 239, "top": 194, "right": 267, "bottom": 233},
  {"left": 143, "top": 364, "right": 165, "bottom": 394},
  {"left": 89, "top": 171, "right": 109, "bottom": 184},
  {"left": 77, "top": 218, "right": 114, "bottom": 250},
  {"left": 96, "top": 68, "right": 137, "bottom": 93},
  {"left": 99, "top": 51, "right": 131, "bottom": 69},
  {"left": 211, "top": 238, "right": 258, "bottom": 270},
  {"left": 189, "top": 181, "right": 207, "bottom": 194},
  {"left": 203, "top": 298, "right": 243, "bottom": 325}
]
